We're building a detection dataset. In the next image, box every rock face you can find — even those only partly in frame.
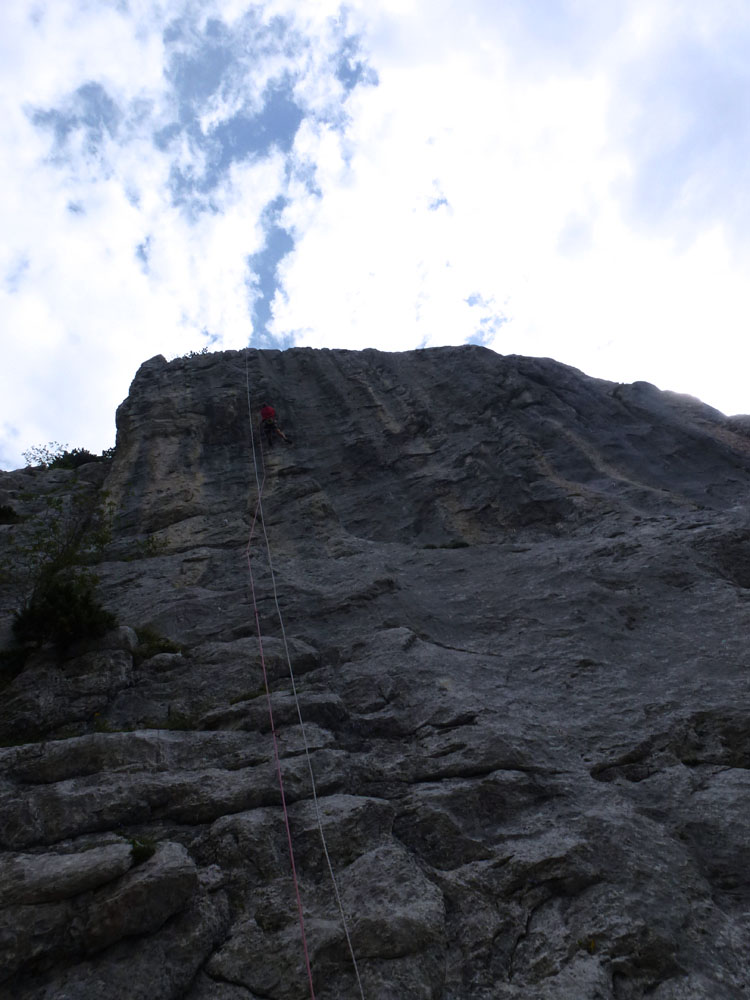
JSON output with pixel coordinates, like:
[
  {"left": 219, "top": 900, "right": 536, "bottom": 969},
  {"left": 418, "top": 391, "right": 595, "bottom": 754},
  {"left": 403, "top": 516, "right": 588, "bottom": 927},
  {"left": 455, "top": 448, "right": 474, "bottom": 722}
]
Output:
[{"left": 2, "top": 344, "right": 750, "bottom": 999}]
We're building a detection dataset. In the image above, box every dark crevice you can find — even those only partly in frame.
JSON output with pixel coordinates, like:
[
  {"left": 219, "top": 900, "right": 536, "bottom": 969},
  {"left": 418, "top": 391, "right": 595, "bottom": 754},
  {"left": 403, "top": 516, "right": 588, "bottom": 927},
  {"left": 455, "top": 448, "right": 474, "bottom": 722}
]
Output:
[
  {"left": 201, "top": 968, "right": 261, "bottom": 997},
  {"left": 507, "top": 893, "right": 549, "bottom": 983}
]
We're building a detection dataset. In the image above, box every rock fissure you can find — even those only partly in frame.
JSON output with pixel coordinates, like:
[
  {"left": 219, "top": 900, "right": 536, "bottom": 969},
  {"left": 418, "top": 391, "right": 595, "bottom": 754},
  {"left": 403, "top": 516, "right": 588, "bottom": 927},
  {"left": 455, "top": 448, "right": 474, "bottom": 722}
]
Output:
[{"left": 506, "top": 894, "right": 551, "bottom": 983}]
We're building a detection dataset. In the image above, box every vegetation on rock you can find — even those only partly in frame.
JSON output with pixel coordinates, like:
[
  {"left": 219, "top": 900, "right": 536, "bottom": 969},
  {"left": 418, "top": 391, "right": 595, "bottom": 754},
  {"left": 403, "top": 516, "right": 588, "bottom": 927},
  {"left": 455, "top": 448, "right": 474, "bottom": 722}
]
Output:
[
  {"left": 128, "top": 836, "right": 157, "bottom": 865},
  {"left": 22, "top": 442, "right": 115, "bottom": 470},
  {"left": 0, "top": 472, "right": 116, "bottom": 665},
  {"left": 0, "top": 504, "right": 22, "bottom": 525},
  {"left": 12, "top": 572, "right": 117, "bottom": 652},
  {"left": 133, "top": 626, "right": 184, "bottom": 665}
]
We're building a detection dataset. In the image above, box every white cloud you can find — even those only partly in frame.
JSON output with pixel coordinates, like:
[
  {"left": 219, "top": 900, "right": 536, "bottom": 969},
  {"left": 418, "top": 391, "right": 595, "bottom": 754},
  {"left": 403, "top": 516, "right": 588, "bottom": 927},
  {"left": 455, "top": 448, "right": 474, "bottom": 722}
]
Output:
[
  {"left": 269, "top": 0, "right": 750, "bottom": 417},
  {"left": 272, "top": 24, "right": 617, "bottom": 351},
  {"left": 3, "top": 0, "right": 750, "bottom": 470},
  {"left": 0, "top": 2, "right": 165, "bottom": 108},
  {"left": 0, "top": 0, "right": 323, "bottom": 466}
]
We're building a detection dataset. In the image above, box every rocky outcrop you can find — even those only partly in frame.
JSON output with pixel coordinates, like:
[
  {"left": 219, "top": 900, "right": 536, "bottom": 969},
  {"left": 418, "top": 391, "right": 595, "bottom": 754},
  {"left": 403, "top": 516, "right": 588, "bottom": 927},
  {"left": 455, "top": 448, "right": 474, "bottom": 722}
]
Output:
[{"left": 2, "top": 345, "right": 750, "bottom": 998}]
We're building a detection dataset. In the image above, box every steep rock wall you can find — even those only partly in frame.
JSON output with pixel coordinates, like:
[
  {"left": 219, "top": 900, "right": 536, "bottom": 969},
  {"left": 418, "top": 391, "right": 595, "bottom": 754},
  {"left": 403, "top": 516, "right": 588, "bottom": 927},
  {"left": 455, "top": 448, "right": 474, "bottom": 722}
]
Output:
[{"left": 2, "top": 346, "right": 750, "bottom": 999}]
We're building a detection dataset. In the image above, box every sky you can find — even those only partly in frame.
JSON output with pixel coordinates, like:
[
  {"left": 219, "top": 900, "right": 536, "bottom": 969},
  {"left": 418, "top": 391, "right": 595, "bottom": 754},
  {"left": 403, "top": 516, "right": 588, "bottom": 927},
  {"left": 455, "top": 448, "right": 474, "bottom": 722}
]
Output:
[{"left": 2, "top": 0, "right": 750, "bottom": 469}]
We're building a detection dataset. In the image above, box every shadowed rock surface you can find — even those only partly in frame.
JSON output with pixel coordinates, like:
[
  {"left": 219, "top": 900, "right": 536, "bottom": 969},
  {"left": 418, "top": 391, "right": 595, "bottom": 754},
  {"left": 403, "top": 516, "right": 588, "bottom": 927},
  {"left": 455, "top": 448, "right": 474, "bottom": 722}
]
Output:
[{"left": 2, "top": 344, "right": 750, "bottom": 999}]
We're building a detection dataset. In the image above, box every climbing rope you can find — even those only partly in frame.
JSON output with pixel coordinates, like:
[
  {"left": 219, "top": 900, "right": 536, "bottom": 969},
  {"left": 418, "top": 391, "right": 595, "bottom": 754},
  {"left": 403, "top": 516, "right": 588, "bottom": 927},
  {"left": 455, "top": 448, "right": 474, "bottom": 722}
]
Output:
[
  {"left": 243, "top": 356, "right": 366, "bottom": 1000},
  {"left": 244, "top": 420, "right": 316, "bottom": 998}
]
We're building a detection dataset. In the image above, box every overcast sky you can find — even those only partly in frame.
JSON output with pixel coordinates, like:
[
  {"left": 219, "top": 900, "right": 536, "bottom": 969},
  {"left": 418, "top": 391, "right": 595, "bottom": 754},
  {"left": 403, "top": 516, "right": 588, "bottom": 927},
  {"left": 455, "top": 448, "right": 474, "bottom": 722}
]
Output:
[{"left": 2, "top": 0, "right": 749, "bottom": 469}]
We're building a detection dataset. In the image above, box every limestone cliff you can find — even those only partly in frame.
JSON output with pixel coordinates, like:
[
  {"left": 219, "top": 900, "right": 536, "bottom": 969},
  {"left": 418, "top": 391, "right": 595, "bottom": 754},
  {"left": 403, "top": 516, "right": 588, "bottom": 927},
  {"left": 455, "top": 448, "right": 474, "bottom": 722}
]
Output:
[{"left": 2, "top": 345, "right": 750, "bottom": 999}]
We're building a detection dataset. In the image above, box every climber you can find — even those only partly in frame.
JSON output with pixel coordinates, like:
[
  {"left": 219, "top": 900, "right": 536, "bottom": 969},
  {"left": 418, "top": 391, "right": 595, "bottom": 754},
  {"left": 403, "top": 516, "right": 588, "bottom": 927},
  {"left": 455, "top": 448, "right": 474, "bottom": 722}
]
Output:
[{"left": 259, "top": 402, "right": 291, "bottom": 448}]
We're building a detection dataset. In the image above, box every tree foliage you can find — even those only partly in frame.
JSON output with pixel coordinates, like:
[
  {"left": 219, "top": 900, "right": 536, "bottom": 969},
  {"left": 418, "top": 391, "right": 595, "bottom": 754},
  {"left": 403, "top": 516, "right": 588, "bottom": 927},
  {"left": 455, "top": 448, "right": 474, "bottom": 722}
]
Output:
[
  {"left": 0, "top": 504, "right": 21, "bottom": 525},
  {"left": 0, "top": 476, "right": 117, "bottom": 663},
  {"left": 12, "top": 572, "right": 116, "bottom": 651},
  {"left": 22, "top": 442, "right": 115, "bottom": 470}
]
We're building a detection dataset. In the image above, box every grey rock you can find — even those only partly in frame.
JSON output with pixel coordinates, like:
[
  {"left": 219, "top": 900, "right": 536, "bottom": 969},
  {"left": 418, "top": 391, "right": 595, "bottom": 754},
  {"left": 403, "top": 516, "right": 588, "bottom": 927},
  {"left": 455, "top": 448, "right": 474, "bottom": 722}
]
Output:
[
  {"left": 84, "top": 841, "right": 198, "bottom": 952},
  {"left": 0, "top": 840, "right": 197, "bottom": 988},
  {"left": 0, "top": 643, "right": 134, "bottom": 744},
  {"left": 2, "top": 344, "right": 750, "bottom": 998},
  {"left": 0, "top": 842, "right": 133, "bottom": 905},
  {"left": 342, "top": 842, "right": 445, "bottom": 959},
  {"left": 7, "top": 888, "right": 230, "bottom": 1000}
]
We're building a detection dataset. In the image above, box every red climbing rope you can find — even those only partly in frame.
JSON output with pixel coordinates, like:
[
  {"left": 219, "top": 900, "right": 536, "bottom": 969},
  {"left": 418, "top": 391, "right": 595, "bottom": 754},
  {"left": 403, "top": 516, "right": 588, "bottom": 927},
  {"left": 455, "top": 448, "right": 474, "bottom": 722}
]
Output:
[
  {"left": 245, "top": 365, "right": 317, "bottom": 1000},
  {"left": 243, "top": 356, "right": 366, "bottom": 1000}
]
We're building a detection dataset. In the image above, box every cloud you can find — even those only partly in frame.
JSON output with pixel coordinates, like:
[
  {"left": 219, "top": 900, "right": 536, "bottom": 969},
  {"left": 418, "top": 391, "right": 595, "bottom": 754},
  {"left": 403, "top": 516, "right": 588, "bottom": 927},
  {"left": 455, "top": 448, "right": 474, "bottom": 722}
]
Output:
[
  {"left": 0, "top": 0, "right": 376, "bottom": 468},
  {"left": 264, "top": 0, "right": 750, "bottom": 422},
  {"left": 268, "top": 14, "right": 613, "bottom": 351},
  {"left": 609, "top": 5, "right": 750, "bottom": 249},
  {"left": 3, "top": 0, "right": 750, "bottom": 471}
]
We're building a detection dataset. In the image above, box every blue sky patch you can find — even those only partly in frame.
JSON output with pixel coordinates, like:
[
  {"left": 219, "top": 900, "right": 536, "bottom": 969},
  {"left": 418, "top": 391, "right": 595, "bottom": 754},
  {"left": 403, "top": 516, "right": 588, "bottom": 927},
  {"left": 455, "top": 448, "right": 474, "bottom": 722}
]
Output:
[
  {"left": 210, "top": 82, "right": 304, "bottom": 168},
  {"left": 135, "top": 237, "right": 151, "bottom": 273},
  {"left": 465, "top": 293, "right": 507, "bottom": 347},
  {"left": 336, "top": 34, "right": 379, "bottom": 92},
  {"left": 5, "top": 256, "right": 30, "bottom": 294},
  {"left": 30, "top": 81, "right": 121, "bottom": 156},
  {"left": 248, "top": 196, "right": 294, "bottom": 346}
]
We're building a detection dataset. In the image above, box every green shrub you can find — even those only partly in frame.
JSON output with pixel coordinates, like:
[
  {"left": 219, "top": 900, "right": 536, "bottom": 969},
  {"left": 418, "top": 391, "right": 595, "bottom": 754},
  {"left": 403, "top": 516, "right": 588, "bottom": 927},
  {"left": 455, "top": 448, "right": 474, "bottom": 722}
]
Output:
[
  {"left": 22, "top": 442, "right": 115, "bottom": 470},
  {"left": 0, "top": 647, "right": 28, "bottom": 688},
  {"left": 93, "top": 712, "right": 116, "bottom": 733},
  {"left": 0, "top": 504, "right": 22, "bottom": 525},
  {"left": 22, "top": 442, "right": 66, "bottom": 469},
  {"left": 134, "top": 626, "right": 183, "bottom": 665},
  {"left": 1, "top": 484, "right": 113, "bottom": 596},
  {"left": 12, "top": 572, "right": 117, "bottom": 653},
  {"left": 129, "top": 836, "right": 157, "bottom": 865},
  {"left": 1, "top": 449, "right": 117, "bottom": 674},
  {"left": 0, "top": 473, "right": 116, "bottom": 670},
  {"left": 130, "top": 534, "right": 167, "bottom": 560},
  {"left": 49, "top": 448, "right": 101, "bottom": 470}
]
